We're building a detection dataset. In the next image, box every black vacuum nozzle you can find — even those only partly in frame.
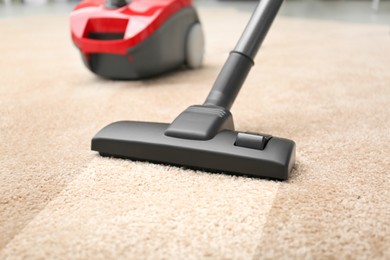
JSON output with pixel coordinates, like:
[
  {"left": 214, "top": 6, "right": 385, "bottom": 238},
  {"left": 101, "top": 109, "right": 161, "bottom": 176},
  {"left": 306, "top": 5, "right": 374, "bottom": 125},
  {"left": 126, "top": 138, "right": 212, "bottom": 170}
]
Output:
[
  {"left": 92, "top": 0, "right": 296, "bottom": 180},
  {"left": 93, "top": 121, "right": 295, "bottom": 180}
]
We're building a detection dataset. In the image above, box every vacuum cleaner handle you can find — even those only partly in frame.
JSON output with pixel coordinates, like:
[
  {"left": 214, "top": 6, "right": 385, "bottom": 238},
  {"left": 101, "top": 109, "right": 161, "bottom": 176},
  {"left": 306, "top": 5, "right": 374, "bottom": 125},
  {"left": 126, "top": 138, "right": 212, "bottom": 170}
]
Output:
[{"left": 204, "top": 0, "right": 284, "bottom": 110}]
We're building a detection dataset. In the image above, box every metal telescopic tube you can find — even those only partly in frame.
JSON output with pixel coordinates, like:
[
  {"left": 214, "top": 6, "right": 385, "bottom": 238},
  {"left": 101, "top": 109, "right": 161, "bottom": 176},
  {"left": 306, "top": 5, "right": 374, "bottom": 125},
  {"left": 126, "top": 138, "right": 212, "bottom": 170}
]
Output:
[{"left": 204, "top": 0, "right": 284, "bottom": 110}]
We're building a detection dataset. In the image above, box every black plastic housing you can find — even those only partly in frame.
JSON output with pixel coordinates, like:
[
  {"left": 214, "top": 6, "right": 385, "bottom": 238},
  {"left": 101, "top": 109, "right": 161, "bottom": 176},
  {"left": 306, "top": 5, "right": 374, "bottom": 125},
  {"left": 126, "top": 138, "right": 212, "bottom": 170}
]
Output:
[
  {"left": 92, "top": 121, "right": 296, "bottom": 180},
  {"left": 165, "top": 105, "right": 234, "bottom": 140}
]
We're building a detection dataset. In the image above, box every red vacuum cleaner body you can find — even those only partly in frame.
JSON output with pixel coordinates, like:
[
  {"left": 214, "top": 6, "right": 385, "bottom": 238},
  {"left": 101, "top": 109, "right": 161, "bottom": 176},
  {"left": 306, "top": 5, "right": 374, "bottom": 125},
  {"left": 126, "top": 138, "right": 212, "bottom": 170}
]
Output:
[{"left": 70, "top": 0, "right": 204, "bottom": 79}]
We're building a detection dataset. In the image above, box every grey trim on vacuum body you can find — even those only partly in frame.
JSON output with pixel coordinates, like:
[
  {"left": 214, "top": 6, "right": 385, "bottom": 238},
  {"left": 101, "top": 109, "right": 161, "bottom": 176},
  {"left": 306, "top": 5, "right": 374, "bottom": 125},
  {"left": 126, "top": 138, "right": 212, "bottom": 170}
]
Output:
[{"left": 81, "top": 7, "right": 199, "bottom": 80}]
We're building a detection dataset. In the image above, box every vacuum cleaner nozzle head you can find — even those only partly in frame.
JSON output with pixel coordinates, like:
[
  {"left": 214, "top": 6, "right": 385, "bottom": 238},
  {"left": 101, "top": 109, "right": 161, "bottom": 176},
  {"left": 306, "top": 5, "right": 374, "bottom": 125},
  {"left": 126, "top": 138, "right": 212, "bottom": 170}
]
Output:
[
  {"left": 91, "top": 0, "right": 296, "bottom": 180},
  {"left": 92, "top": 121, "right": 295, "bottom": 180}
]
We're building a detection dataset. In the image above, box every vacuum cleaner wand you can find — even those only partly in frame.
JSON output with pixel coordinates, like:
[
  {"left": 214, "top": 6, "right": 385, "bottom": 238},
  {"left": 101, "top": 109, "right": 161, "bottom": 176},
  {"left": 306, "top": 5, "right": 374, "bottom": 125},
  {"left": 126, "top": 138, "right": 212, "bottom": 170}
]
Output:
[
  {"left": 205, "top": 0, "right": 284, "bottom": 110},
  {"left": 91, "top": 0, "right": 296, "bottom": 180}
]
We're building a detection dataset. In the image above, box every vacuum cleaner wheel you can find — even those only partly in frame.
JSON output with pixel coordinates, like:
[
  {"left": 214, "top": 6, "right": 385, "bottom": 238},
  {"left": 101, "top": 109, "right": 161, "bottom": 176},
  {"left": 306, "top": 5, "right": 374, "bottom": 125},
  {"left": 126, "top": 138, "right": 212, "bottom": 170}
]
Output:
[{"left": 186, "top": 23, "right": 205, "bottom": 69}]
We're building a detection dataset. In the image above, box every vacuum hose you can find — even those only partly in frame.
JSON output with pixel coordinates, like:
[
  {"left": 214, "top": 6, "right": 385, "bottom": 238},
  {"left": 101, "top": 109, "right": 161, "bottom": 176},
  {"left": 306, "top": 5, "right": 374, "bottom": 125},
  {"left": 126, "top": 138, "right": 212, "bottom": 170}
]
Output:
[{"left": 204, "top": 0, "right": 284, "bottom": 110}]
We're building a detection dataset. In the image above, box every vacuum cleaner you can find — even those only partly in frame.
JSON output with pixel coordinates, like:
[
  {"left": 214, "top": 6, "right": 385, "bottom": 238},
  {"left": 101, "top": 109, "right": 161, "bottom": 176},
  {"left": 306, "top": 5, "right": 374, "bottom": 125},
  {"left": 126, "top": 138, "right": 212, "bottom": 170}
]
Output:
[
  {"left": 91, "top": 0, "right": 296, "bottom": 180},
  {"left": 70, "top": 0, "right": 204, "bottom": 79}
]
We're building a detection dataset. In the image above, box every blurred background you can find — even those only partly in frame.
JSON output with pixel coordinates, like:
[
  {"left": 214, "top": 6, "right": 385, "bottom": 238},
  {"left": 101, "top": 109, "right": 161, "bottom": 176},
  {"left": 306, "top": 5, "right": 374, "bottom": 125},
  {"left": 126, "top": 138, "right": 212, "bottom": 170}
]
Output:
[{"left": 0, "top": 0, "right": 389, "bottom": 24}]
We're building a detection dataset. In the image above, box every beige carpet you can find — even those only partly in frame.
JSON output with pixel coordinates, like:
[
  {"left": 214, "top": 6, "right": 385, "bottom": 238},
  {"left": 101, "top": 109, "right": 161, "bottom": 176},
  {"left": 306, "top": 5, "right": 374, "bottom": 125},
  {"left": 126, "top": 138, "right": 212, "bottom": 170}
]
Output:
[{"left": 1, "top": 7, "right": 390, "bottom": 259}]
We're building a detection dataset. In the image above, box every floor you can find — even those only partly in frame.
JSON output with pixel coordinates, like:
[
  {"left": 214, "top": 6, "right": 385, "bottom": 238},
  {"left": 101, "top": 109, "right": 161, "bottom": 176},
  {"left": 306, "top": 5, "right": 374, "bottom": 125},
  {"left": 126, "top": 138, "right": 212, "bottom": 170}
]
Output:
[
  {"left": 1, "top": 0, "right": 390, "bottom": 25},
  {"left": 1, "top": 8, "right": 390, "bottom": 258}
]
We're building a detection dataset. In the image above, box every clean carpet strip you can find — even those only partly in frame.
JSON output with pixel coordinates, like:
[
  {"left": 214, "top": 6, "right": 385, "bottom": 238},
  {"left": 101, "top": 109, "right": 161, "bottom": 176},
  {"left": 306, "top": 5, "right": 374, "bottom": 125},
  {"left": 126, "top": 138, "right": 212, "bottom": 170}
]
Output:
[{"left": 0, "top": 158, "right": 280, "bottom": 259}]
